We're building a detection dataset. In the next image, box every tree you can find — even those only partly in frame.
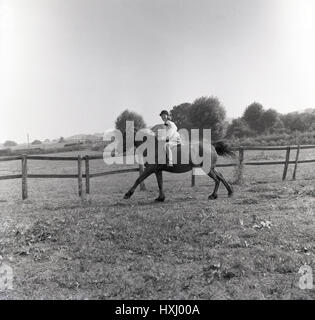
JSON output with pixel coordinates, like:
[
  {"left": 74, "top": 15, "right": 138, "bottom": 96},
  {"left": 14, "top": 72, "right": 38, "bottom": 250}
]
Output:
[
  {"left": 31, "top": 140, "right": 42, "bottom": 145},
  {"left": 299, "top": 112, "right": 315, "bottom": 131},
  {"left": 281, "top": 112, "right": 309, "bottom": 132},
  {"left": 270, "top": 119, "right": 285, "bottom": 134},
  {"left": 242, "top": 102, "right": 264, "bottom": 133},
  {"left": 58, "top": 137, "right": 65, "bottom": 143},
  {"left": 189, "top": 96, "right": 226, "bottom": 140},
  {"left": 225, "top": 118, "right": 255, "bottom": 138},
  {"left": 3, "top": 140, "right": 17, "bottom": 147},
  {"left": 115, "top": 109, "right": 146, "bottom": 152},
  {"left": 170, "top": 103, "right": 193, "bottom": 130},
  {"left": 261, "top": 109, "right": 279, "bottom": 133}
]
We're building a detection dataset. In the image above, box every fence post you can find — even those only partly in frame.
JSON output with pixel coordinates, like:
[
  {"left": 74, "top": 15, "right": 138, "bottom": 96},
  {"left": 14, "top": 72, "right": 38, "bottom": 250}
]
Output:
[
  {"left": 139, "top": 163, "right": 146, "bottom": 191},
  {"left": 21, "top": 154, "right": 28, "bottom": 200},
  {"left": 292, "top": 145, "right": 300, "bottom": 180},
  {"left": 235, "top": 147, "right": 244, "bottom": 184},
  {"left": 282, "top": 146, "right": 291, "bottom": 181},
  {"left": 191, "top": 168, "right": 195, "bottom": 187},
  {"left": 239, "top": 147, "right": 244, "bottom": 166},
  {"left": 78, "top": 155, "right": 83, "bottom": 198},
  {"left": 85, "top": 155, "right": 90, "bottom": 194}
]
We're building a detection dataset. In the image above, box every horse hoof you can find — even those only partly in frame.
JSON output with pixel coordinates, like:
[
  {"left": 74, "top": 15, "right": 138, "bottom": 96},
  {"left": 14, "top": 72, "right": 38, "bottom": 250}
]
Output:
[
  {"left": 154, "top": 197, "right": 165, "bottom": 202},
  {"left": 228, "top": 192, "right": 234, "bottom": 198},
  {"left": 208, "top": 194, "right": 218, "bottom": 200},
  {"left": 124, "top": 193, "right": 131, "bottom": 199}
]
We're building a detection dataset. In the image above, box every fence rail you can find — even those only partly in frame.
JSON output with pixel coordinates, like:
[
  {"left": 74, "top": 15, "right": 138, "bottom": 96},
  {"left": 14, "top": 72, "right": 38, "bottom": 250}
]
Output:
[
  {"left": 230, "top": 145, "right": 315, "bottom": 151},
  {"left": 0, "top": 144, "right": 315, "bottom": 199}
]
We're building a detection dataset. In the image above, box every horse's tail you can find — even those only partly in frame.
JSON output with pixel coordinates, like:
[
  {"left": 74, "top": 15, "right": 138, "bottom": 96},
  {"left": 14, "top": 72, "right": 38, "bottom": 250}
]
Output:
[{"left": 213, "top": 141, "right": 236, "bottom": 158}]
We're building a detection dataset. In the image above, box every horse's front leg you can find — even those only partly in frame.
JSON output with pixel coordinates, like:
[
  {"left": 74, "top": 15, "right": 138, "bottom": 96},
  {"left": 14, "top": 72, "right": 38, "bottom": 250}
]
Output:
[
  {"left": 154, "top": 170, "right": 165, "bottom": 202},
  {"left": 124, "top": 166, "right": 155, "bottom": 199}
]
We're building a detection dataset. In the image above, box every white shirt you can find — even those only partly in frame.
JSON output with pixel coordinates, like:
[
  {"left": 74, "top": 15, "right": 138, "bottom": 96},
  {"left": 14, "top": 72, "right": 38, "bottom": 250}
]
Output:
[{"left": 162, "top": 120, "right": 181, "bottom": 144}]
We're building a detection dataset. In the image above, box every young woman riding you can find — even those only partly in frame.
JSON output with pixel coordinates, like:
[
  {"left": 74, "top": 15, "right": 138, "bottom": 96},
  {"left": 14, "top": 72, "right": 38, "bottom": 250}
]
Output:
[{"left": 159, "top": 110, "right": 181, "bottom": 166}]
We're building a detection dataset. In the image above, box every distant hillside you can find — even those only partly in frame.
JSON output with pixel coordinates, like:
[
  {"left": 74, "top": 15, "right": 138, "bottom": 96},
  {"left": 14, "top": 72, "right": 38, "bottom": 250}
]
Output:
[
  {"left": 66, "top": 133, "right": 103, "bottom": 141},
  {"left": 304, "top": 108, "right": 315, "bottom": 114}
]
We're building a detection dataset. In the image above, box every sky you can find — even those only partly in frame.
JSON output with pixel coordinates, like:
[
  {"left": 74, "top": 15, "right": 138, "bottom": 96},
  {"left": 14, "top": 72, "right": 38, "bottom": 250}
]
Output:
[{"left": 0, "top": 0, "right": 314, "bottom": 143}]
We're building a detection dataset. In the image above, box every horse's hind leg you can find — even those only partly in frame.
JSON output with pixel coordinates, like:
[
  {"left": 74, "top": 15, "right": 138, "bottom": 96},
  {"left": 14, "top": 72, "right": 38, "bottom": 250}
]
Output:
[
  {"left": 214, "top": 169, "right": 233, "bottom": 197},
  {"left": 154, "top": 171, "right": 165, "bottom": 202},
  {"left": 208, "top": 169, "right": 220, "bottom": 200}
]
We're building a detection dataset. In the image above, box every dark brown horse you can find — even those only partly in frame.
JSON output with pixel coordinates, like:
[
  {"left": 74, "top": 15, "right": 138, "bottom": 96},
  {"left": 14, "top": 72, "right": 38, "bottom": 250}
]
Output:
[{"left": 124, "top": 128, "right": 236, "bottom": 202}]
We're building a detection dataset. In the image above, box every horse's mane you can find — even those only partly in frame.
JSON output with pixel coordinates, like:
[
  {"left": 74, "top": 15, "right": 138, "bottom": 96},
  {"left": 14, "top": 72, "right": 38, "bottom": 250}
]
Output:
[
  {"left": 150, "top": 124, "right": 165, "bottom": 135},
  {"left": 138, "top": 124, "right": 167, "bottom": 139}
]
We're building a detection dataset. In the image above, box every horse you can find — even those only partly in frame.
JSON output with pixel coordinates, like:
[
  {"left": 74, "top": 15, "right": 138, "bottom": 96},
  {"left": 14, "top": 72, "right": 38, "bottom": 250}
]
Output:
[{"left": 124, "top": 126, "right": 236, "bottom": 202}]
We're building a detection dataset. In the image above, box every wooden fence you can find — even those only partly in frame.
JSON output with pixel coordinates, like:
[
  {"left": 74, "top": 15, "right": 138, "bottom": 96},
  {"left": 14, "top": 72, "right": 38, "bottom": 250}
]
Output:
[
  {"left": 191, "top": 145, "right": 315, "bottom": 186},
  {"left": 0, "top": 154, "right": 145, "bottom": 200},
  {"left": 0, "top": 145, "right": 315, "bottom": 200}
]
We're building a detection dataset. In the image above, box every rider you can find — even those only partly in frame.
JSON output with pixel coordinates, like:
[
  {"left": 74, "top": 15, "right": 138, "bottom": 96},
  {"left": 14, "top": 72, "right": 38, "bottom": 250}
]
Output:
[{"left": 159, "top": 110, "right": 181, "bottom": 166}]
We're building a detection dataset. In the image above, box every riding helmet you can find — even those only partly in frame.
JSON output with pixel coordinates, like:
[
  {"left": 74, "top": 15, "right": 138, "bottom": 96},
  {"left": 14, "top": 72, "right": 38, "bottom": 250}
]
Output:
[{"left": 159, "top": 110, "right": 169, "bottom": 116}]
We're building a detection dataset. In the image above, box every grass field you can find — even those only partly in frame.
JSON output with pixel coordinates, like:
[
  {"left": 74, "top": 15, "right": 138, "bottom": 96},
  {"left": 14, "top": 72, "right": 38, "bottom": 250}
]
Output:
[{"left": 0, "top": 148, "right": 315, "bottom": 299}]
